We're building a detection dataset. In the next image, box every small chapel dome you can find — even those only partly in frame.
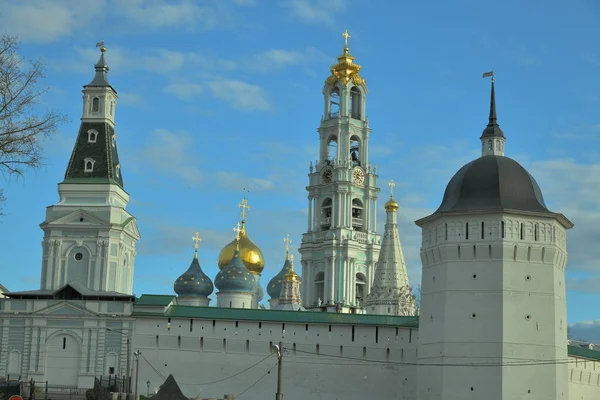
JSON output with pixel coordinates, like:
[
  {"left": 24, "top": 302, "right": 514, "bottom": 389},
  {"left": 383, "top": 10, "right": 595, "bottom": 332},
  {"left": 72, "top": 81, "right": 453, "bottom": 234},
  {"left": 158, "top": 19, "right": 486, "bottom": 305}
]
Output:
[
  {"left": 267, "top": 255, "right": 295, "bottom": 299},
  {"left": 215, "top": 250, "right": 256, "bottom": 293},
  {"left": 174, "top": 235, "right": 213, "bottom": 298},
  {"left": 384, "top": 198, "right": 399, "bottom": 212},
  {"left": 217, "top": 220, "right": 265, "bottom": 274}
]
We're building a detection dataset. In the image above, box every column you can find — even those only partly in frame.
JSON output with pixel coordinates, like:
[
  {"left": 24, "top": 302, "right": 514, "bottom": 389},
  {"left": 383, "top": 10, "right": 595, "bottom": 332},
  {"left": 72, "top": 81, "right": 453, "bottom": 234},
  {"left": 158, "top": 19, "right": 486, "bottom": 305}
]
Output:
[
  {"left": 329, "top": 257, "right": 336, "bottom": 303},
  {"left": 313, "top": 196, "right": 319, "bottom": 232},
  {"left": 307, "top": 196, "right": 313, "bottom": 232},
  {"left": 304, "top": 261, "right": 311, "bottom": 306},
  {"left": 373, "top": 199, "right": 378, "bottom": 231}
]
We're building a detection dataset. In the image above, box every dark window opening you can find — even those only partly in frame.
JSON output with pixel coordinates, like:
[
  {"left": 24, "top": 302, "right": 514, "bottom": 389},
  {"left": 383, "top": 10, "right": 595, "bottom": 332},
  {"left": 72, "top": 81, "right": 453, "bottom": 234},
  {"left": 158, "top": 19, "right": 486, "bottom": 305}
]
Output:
[
  {"left": 465, "top": 223, "right": 469, "bottom": 240},
  {"left": 62, "top": 337, "right": 66, "bottom": 349}
]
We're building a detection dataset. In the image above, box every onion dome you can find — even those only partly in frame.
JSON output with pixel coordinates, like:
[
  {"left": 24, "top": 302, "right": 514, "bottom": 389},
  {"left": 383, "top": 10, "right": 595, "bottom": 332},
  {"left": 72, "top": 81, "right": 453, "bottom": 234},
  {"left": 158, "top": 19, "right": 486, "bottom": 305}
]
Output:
[
  {"left": 268, "top": 235, "right": 297, "bottom": 299},
  {"left": 174, "top": 233, "right": 213, "bottom": 297},
  {"left": 215, "top": 250, "right": 256, "bottom": 293},
  {"left": 217, "top": 198, "right": 265, "bottom": 274},
  {"left": 384, "top": 180, "right": 399, "bottom": 212}
]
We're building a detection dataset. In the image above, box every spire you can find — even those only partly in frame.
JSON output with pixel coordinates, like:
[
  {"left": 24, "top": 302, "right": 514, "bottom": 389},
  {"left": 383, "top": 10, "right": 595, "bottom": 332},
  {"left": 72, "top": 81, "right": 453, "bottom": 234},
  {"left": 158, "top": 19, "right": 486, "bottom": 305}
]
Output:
[
  {"left": 86, "top": 41, "right": 113, "bottom": 90},
  {"left": 480, "top": 72, "right": 506, "bottom": 156},
  {"left": 273, "top": 254, "right": 305, "bottom": 311}
]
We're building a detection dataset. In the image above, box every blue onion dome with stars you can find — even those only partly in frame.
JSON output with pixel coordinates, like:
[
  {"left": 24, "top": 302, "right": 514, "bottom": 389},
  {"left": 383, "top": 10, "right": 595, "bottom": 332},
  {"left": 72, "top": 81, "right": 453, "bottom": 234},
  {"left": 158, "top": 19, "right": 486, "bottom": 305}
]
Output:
[
  {"left": 174, "top": 232, "right": 214, "bottom": 297},
  {"left": 215, "top": 224, "right": 256, "bottom": 293},
  {"left": 267, "top": 234, "right": 297, "bottom": 298}
]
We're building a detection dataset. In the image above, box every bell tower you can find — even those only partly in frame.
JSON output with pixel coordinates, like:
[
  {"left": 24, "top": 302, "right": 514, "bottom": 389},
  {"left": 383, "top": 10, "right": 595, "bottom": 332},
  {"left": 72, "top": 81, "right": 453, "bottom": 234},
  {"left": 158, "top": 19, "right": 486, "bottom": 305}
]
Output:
[
  {"left": 299, "top": 31, "right": 381, "bottom": 313},
  {"left": 39, "top": 43, "right": 140, "bottom": 295}
]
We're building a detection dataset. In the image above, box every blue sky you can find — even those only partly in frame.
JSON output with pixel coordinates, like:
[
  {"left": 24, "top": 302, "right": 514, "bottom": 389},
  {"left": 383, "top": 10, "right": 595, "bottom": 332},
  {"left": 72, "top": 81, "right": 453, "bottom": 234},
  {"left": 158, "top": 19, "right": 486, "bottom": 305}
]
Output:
[{"left": 0, "top": 0, "right": 599, "bottom": 336}]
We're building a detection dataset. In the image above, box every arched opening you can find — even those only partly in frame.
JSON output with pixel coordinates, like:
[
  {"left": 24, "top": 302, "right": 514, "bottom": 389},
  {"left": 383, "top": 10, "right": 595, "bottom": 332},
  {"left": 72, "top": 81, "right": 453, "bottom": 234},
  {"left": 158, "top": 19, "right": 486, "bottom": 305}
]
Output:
[
  {"left": 350, "top": 87, "right": 361, "bottom": 119},
  {"left": 329, "top": 87, "right": 340, "bottom": 118},
  {"left": 355, "top": 272, "right": 367, "bottom": 307},
  {"left": 487, "top": 140, "right": 493, "bottom": 151},
  {"left": 106, "top": 352, "right": 118, "bottom": 375},
  {"left": 87, "top": 130, "right": 97, "bottom": 143},
  {"left": 84, "top": 158, "right": 95, "bottom": 173},
  {"left": 46, "top": 333, "right": 81, "bottom": 387},
  {"left": 350, "top": 135, "right": 361, "bottom": 166},
  {"left": 326, "top": 136, "right": 338, "bottom": 163},
  {"left": 320, "top": 198, "right": 332, "bottom": 230},
  {"left": 315, "top": 272, "right": 325, "bottom": 304},
  {"left": 110, "top": 101, "right": 114, "bottom": 116},
  {"left": 351, "top": 198, "right": 364, "bottom": 231},
  {"left": 8, "top": 350, "right": 21, "bottom": 375},
  {"left": 92, "top": 97, "right": 100, "bottom": 113},
  {"left": 66, "top": 247, "right": 90, "bottom": 286}
]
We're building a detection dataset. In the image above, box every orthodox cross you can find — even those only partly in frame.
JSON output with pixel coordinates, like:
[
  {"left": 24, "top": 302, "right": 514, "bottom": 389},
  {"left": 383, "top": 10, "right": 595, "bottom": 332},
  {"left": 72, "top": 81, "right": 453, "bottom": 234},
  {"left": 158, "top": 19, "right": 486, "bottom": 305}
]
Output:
[
  {"left": 233, "top": 223, "right": 242, "bottom": 250},
  {"left": 238, "top": 197, "right": 251, "bottom": 220},
  {"left": 342, "top": 29, "right": 351, "bottom": 47},
  {"left": 192, "top": 232, "right": 202, "bottom": 250},
  {"left": 389, "top": 180, "right": 396, "bottom": 198},
  {"left": 283, "top": 234, "right": 292, "bottom": 253},
  {"left": 289, "top": 253, "right": 295, "bottom": 263}
]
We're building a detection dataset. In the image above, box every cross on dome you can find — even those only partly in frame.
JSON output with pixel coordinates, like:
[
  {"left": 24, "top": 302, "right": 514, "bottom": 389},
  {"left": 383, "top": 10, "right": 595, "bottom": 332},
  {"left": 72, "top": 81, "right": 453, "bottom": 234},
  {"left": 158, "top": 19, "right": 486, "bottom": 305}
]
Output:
[
  {"left": 389, "top": 180, "right": 396, "bottom": 199},
  {"left": 283, "top": 234, "right": 292, "bottom": 254},
  {"left": 238, "top": 197, "right": 251, "bottom": 220},
  {"left": 289, "top": 253, "right": 295, "bottom": 263},
  {"left": 192, "top": 232, "right": 202, "bottom": 250},
  {"left": 342, "top": 29, "right": 351, "bottom": 48},
  {"left": 233, "top": 223, "right": 243, "bottom": 250}
]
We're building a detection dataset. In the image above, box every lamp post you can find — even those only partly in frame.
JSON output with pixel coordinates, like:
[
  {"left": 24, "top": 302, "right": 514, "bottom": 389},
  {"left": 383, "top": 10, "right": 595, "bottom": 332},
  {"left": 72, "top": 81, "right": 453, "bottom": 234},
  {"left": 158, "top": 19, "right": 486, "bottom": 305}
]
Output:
[
  {"left": 107, "top": 328, "right": 131, "bottom": 394},
  {"left": 271, "top": 343, "right": 283, "bottom": 400}
]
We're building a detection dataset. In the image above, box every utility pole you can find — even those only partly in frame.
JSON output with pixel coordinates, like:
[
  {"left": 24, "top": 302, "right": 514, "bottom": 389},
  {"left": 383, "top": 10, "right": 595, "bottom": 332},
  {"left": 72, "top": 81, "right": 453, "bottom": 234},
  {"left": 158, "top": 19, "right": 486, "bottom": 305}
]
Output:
[
  {"left": 272, "top": 343, "right": 283, "bottom": 400},
  {"left": 133, "top": 351, "right": 141, "bottom": 400}
]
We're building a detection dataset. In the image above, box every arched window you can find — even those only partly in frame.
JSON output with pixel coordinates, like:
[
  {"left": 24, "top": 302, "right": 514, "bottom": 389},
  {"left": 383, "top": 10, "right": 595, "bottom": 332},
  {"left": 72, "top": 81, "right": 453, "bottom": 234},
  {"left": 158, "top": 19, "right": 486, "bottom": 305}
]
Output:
[
  {"left": 534, "top": 223, "right": 539, "bottom": 241},
  {"left": 350, "top": 87, "right": 361, "bottom": 119},
  {"left": 320, "top": 198, "right": 332, "bottom": 230},
  {"left": 351, "top": 198, "right": 364, "bottom": 231},
  {"left": 350, "top": 135, "right": 361, "bottom": 166},
  {"left": 84, "top": 158, "right": 95, "bottom": 172},
  {"left": 315, "top": 272, "right": 325, "bottom": 304},
  {"left": 115, "top": 164, "right": 121, "bottom": 178},
  {"left": 326, "top": 136, "right": 338, "bottom": 162},
  {"left": 501, "top": 221, "right": 505, "bottom": 239},
  {"left": 355, "top": 273, "right": 367, "bottom": 307},
  {"left": 110, "top": 101, "right": 114, "bottom": 116},
  {"left": 87, "top": 129, "right": 98, "bottom": 143},
  {"left": 329, "top": 87, "right": 340, "bottom": 118},
  {"left": 92, "top": 97, "right": 100, "bottom": 113},
  {"left": 487, "top": 140, "right": 493, "bottom": 151}
]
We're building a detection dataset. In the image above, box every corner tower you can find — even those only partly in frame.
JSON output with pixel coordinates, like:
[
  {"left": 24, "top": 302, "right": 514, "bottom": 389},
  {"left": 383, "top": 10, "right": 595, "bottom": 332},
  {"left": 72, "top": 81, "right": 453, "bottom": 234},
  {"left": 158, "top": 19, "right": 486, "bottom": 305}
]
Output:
[
  {"left": 299, "top": 31, "right": 381, "bottom": 313},
  {"left": 415, "top": 76, "right": 573, "bottom": 400},
  {"left": 39, "top": 44, "right": 140, "bottom": 294}
]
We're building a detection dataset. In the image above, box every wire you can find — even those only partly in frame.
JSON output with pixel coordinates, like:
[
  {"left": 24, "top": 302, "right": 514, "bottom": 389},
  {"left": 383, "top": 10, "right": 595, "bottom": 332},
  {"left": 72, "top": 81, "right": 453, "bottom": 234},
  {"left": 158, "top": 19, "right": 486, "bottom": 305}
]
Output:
[
  {"left": 285, "top": 347, "right": 580, "bottom": 367},
  {"left": 234, "top": 362, "right": 278, "bottom": 400},
  {"left": 176, "top": 353, "right": 274, "bottom": 386},
  {"left": 140, "top": 353, "right": 166, "bottom": 381}
]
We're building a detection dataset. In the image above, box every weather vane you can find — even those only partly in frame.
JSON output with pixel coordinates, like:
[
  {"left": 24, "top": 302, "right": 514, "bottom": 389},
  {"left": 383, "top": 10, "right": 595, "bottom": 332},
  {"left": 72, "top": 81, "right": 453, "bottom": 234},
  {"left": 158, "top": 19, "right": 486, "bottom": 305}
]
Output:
[
  {"left": 96, "top": 40, "right": 106, "bottom": 53},
  {"left": 192, "top": 232, "right": 202, "bottom": 250},
  {"left": 238, "top": 197, "right": 251, "bottom": 220},
  {"left": 482, "top": 71, "right": 494, "bottom": 83},
  {"left": 283, "top": 234, "right": 292, "bottom": 254},
  {"left": 342, "top": 29, "right": 351, "bottom": 48},
  {"left": 389, "top": 180, "right": 396, "bottom": 199}
]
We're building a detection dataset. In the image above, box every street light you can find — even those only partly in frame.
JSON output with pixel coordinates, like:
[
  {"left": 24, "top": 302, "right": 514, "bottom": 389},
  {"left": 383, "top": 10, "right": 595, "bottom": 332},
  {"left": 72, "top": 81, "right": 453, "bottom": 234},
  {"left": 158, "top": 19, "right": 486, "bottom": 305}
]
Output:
[
  {"left": 271, "top": 344, "right": 283, "bottom": 400},
  {"left": 107, "top": 328, "right": 132, "bottom": 395}
]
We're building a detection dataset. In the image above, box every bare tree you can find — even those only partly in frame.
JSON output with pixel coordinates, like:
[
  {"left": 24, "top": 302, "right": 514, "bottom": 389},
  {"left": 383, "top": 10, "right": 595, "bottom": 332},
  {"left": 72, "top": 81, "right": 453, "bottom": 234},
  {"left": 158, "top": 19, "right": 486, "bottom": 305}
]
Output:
[
  {"left": 0, "top": 34, "right": 68, "bottom": 212},
  {"left": 412, "top": 284, "right": 421, "bottom": 316}
]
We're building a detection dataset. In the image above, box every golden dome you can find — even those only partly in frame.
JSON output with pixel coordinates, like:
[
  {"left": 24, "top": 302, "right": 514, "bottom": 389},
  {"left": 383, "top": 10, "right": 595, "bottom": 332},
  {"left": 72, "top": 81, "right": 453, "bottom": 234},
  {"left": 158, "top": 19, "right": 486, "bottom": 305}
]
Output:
[
  {"left": 217, "top": 220, "right": 265, "bottom": 274},
  {"left": 325, "top": 30, "right": 367, "bottom": 90},
  {"left": 284, "top": 256, "right": 300, "bottom": 283},
  {"left": 385, "top": 198, "right": 399, "bottom": 212}
]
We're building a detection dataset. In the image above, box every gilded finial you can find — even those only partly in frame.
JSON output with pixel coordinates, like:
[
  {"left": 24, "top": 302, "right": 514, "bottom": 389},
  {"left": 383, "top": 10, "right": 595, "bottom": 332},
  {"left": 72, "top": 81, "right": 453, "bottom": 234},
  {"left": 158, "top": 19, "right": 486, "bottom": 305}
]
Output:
[
  {"left": 283, "top": 234, "right": 292, "bottom": 256},
  {"left": 342, "top": 29, "right": 351, "bottom": 49},
  {"left": 233, "top": 223, "right": 242, "bottom": 251},
  {"left": 388, "top": 180, "right": 396, "bottom": 199},
  {"left": 238, "top": 197, "right": 251, "bottom": 221},
  {"left": 96, "top": 40, "right": 106, "bottom": 53},
  {"left": 192, "top": 232, "right": 202, "bottom": 259}
]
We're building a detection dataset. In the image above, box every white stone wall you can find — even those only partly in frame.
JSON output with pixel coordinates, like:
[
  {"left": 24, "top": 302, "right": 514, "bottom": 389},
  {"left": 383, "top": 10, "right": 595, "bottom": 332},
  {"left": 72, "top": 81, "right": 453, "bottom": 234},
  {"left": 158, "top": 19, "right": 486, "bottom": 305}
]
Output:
[
  {"left": 568, "top": 355, "right": 600, "bottom": 399},
  {"left": 134, "top": 315, "right": 418, "bottom": 400}
]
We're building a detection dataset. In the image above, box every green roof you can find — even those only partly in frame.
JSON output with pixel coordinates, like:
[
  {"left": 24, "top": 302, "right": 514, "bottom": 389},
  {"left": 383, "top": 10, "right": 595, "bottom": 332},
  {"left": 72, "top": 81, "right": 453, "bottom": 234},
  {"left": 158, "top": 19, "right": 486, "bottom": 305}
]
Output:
[
  {"left": 135, "top": 294, "right": 176, "bottom": 306},
  {"left": 133, "top": 302, "right": 419, "bottom": 328},
  {"left": 568, "top": 345, "right": 600, "bottom": 361}
]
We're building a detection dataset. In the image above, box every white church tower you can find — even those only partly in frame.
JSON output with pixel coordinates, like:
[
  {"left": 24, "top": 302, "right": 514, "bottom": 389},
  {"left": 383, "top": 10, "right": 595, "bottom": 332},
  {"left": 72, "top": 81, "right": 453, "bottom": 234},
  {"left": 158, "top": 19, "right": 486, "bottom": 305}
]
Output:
[
  {"left": 39, "top": 44, "right": 140, "bottom": 294},
  {"left": 365, "top": 181, "right": 415, "bottom": 316},
  {"left": 415, "top": 76, "right": 573, "bottom": 400},
  {"left": 299, "top": 30, "right": 381, "bottom": 313}
]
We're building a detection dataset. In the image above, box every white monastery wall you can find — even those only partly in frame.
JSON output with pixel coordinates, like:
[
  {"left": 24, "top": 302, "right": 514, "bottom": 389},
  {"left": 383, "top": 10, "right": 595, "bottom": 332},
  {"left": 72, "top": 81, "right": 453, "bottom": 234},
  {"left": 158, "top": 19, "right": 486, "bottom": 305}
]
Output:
[
  {"left": 134, "top": 315, "right": 418, "bottom": 400},
  {"left": 568, "top": 355, "right": 600, "bottom": 400}
]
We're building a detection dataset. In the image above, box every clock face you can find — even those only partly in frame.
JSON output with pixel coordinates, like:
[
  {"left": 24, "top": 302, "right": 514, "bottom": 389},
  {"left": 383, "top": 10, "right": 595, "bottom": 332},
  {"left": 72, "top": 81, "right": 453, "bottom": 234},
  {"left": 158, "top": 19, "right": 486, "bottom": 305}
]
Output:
[
  {"left": 322, "top": 168, "right": 333, "bottom": 184},
  {"left": 353, "top": 167, "right": 365, "bottom": 185}
]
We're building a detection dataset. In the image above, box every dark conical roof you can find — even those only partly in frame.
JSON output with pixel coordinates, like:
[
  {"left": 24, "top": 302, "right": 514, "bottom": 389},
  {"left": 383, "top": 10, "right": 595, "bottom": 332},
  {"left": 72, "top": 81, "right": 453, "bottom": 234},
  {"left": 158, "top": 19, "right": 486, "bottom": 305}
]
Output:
[
  {"left": 86, "top": 51, "right": 115, "bottom": 91},
  {"left": 480, "top": 80, "right": 504, "bottom": 139},
  {"left": 174, "top": 250, "right": 213, "bottom": 297},
  {"left": 149, "top": 375, "right": 188, "bottom": 400},
  {"left": 267, "top": 254, "right": 295, "bottom": 298}
]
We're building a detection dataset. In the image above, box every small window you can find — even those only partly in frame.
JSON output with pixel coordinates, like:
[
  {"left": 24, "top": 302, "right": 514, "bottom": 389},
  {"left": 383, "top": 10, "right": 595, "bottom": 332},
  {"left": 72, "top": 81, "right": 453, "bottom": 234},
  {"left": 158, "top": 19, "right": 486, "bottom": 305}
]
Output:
[
  {"left": 115, "top": 164, "right": 121, "bottom": 178},
  {"left": 84, "top": 158, "right": 95, "bottom": 172},
  {"left": 110, "top": 101, "right": 114, "bottom": 116},
  {"left": 87, "top": 130, "right": 98, "bottom": 143},
  {"left": 92, "top": 97, "right": 100, "bottom": 112},
  {"left": 111, "top": 134, "right": 116, "bottom": 147}
]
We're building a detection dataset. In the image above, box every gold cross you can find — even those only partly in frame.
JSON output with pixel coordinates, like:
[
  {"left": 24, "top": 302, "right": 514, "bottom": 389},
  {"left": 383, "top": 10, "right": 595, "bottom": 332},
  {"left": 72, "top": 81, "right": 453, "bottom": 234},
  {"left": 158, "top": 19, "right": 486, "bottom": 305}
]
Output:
[
  {"left": 192, "top": 232, "right": 202, "bottom": 250},
  {"left": 289, "top": 253, "right": 295, "bottom": 263},
  {"left": 233, "top": 223, "right": 243, "bottom": 242},
  {"left": 238, "top": 197, "right": 251, "bottom": 220},
  {"left": 283, "top": 234, "right": 292, "bottom": 253},
  {"left": 389, "top": 180, "right": 396, "bottom": 198},
  {"left": 342, "top": 29, "right": 351, "bottom": 47}
]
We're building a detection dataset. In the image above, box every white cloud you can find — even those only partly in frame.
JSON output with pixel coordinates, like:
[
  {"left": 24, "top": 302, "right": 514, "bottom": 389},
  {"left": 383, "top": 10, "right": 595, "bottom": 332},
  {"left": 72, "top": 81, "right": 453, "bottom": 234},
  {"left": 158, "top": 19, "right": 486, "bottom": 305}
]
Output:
[
  {"left": 283, "top": 0, "right": 345, "bottom": 25},
  {"left": 208, "top": 79, "right": 272, "bottom": 111},
  {"left": 0, "top": 1, "right": 106, "bottom": 43},
  {"left": 112, "top": 0, "right": 219, "bottom": 30},
  {"left": 134, "top": 129, "right": 203, "bottom": 185},
  {"left": 569, "top": 320, "right": 600, "bottom": 343},
  {"left": 118, "top": 92, "right": 145, "bottom": 107},
  {"left": 163, "top": 83, "right": 204, "bottom": 101},
  {"left": 213, "top": 172, "right": 276, "bottom": 192},
  {"left": 248, "top": 47, "right": 329, "bottom": 72}
]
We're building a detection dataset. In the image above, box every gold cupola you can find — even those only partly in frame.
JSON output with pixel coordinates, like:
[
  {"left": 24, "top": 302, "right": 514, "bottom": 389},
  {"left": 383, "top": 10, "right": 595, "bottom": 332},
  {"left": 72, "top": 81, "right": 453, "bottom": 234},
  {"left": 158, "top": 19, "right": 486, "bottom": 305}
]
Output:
[
  {"left": 385, "top": 180, "right": 399, "bottom": 212},
  {"left": 325, "top": 29, "right": 367, "bottom": 90},
  {"left": 217, "top": 198, "right": 265, "bottom": 275}
]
